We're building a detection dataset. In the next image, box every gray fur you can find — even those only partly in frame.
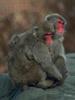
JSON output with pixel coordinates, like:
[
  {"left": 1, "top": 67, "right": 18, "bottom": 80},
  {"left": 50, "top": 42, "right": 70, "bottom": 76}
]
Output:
[{"left": 8, "top": 25, "right": 68, "bottom": 89}]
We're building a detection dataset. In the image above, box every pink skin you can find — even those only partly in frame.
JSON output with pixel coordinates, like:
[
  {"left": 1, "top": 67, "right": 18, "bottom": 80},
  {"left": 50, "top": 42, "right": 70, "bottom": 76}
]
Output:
[
  {"left": 56, "top": 18, "right": 64, "bottom": 35},
  {"left": 44, "top": 32, "right": 53, "bottom": 45},
  {"left": 44, "top": 19, "right": 65, "bottom": 46}
]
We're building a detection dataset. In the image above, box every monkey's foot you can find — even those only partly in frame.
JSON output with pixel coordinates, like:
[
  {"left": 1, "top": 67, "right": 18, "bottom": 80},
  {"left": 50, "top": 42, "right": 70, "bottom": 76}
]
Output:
[{"left": 36, "top": 80, "right": 54, "bottom": 89}]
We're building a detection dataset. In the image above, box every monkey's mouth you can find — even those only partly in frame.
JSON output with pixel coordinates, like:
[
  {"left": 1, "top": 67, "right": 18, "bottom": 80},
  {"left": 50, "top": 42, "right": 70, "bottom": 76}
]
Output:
[{"left": 43, "top": 32, "right": 53, "bottom": 45}]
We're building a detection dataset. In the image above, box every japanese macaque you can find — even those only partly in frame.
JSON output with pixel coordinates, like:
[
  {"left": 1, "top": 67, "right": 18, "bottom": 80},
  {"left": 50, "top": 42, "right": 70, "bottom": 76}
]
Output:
[
  {"left": 43, "top": 13, "right": 68, "bottom": 83},
  {"left": 8, "top": 26, "right": 63, "bottom": 89},
  {"left": 8, "top": 14, "right": 68, "bottom": 89}
]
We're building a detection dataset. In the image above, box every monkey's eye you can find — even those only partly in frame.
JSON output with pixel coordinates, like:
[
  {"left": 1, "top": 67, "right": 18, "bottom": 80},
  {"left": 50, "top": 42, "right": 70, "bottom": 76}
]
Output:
[{"left": 58, "top": 18, "right": 64, "bottom": 24}]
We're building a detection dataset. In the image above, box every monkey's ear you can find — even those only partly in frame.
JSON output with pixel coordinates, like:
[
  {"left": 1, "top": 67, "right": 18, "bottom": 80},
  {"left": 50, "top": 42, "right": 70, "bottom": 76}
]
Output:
[{"left": 32, "top": 26, "right": 39, "bottom": 37}]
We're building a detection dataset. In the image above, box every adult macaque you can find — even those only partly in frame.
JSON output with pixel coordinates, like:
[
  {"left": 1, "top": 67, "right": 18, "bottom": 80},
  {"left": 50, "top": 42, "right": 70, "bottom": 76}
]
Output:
[
  {"left": 43, "top": 13, "right": 68, "bottom": 85},
  {"left": 8, "top": 25, "right": 63, "bottom": 89}
]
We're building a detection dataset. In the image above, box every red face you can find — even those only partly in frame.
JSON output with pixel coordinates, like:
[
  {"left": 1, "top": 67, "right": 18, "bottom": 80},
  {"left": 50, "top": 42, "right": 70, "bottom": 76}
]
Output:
[
  {"left": 43, "top": 18, "right": 65, "bottom": 45},
  {"left": 56, "top": 18, "right": 64, "bottom": 35},
  {"left": 44, "top": 32, "right": 53, "bottom": 45}
]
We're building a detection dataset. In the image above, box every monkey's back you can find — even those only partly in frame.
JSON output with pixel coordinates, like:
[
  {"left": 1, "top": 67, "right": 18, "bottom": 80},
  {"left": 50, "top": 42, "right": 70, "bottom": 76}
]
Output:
[{"left": 8, "top": 32, "right": 43, "bottom": 86}]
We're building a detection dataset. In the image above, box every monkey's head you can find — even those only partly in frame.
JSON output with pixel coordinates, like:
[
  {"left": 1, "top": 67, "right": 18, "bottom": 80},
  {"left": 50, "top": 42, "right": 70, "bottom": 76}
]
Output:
[{"left": 44, "top": 13, "right": 67, "bottom": 39}]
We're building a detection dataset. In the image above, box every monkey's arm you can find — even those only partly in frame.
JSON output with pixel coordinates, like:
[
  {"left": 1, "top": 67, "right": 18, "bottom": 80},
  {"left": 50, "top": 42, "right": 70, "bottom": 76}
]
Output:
[
  {"left": 32, "top": 41, "right": 63, "bottom": 81},
  {"left": 54, "top": 41, "right": 68, "bottom": 79}
]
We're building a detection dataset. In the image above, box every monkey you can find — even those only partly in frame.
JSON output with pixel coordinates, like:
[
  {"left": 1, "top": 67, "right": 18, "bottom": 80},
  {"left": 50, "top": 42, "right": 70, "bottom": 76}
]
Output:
[
  {"left": 8, "top": 25, "right": 64, "bottom": 89},
  {"left": 43, "top": 13, "right": 69, "bottom": 85}
]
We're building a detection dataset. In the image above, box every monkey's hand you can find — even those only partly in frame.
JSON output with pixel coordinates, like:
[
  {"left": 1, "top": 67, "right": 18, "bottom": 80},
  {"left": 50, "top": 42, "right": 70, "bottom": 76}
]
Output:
[{"left": 55, "top": 56, "right": 68, "bottom": 79}]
